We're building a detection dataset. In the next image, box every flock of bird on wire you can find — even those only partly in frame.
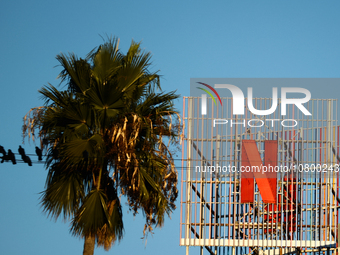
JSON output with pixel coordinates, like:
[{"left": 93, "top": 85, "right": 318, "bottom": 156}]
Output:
[{"left": 0, "top": 145, "right": 43, "bottom": 166}]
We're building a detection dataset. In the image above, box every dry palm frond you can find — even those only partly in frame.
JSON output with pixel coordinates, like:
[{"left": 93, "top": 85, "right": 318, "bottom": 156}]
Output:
[{"left": 22, "top": 106, "right": 46, "bottom": 143}]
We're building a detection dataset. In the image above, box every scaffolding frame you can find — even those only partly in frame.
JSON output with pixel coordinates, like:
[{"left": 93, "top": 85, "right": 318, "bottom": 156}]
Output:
[{"left": 180, "top": 97, "right": 340, "bottom": 255}]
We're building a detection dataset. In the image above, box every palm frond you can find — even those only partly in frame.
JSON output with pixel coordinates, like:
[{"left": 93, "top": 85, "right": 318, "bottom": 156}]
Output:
[
  {"left": 71, "top": 189, "right": 111, "bottom": 236},
  {"left": 56, "top": 53, "right": 92, "bottom": 93},
  {"left": 41, "top": 168, "right": 85, "bottom": 220}
]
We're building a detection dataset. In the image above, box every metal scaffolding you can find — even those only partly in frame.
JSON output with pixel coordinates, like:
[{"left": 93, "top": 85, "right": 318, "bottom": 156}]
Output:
[{"left": 180, "top": 97, "right": 340, "bottom": 255}]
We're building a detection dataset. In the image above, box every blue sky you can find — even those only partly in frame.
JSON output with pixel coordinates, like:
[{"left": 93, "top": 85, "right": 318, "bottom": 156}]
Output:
[{"left": 1, "top": 1, "right": 340, "bottom": 254}]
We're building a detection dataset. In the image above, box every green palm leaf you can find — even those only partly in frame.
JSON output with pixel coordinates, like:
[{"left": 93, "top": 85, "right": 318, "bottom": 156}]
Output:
[
  {"left": 72, "top": 189, "right": 111, "bottom": 236},
  {"left": 41, "top": 169, "right": 85, "bottom": 220},
  {"left": 62, "top": 134, "right": 104, "bottom": 165}
]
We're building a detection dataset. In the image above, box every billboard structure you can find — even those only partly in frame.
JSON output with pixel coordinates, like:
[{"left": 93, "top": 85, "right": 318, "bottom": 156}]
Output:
[{"left": 180, "top": 94, "right": 339, "bottom": 255}]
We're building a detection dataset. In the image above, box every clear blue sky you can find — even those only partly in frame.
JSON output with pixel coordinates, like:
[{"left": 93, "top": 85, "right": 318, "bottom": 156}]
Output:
[{"left": 1, "top": 1, "right": 340, "bottom": 254}]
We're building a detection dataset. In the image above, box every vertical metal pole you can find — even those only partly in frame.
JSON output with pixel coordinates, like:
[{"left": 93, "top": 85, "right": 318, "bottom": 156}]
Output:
[
  {"left": 180, "top": 97, "right": 185, "bottom": 248},
  {"left": 228, "top": 96, "right": 232, "bottom": 247},
  {"left": 186, "top": 98, "right": 193, "bottom": 255},
  {"left": 327, "top": 99, "right": 332, "bottom": 243},
  {"left": 200, "top": 97, "right": 205, "bottom": 255},
  {"left": 215, "top": 135, "right": 220, "bottom": 255}
]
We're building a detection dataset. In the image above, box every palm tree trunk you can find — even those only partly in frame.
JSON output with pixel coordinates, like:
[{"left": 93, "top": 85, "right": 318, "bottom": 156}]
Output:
[{"left": 83, "top": 235, "right": 95, "bottom": 255}]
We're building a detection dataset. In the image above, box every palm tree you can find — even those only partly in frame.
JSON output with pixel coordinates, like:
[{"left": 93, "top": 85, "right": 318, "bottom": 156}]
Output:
[{"left": 23, "top": 37, "right": 182, "bottom": 255}]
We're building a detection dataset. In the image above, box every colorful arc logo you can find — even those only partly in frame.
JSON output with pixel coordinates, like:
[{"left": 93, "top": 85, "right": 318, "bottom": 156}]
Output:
[
  {"left": 196, "top": 82, "right": 222, "bottom": 106},
  {"left": 197, "top": 82, "right": 222, "bottom": 115}
]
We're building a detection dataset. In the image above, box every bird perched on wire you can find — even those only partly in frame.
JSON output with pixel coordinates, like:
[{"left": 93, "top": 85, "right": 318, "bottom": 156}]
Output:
[
  {"left": 0, "top": 145, "right": 6, "bottom": 163},
  {"left": 24, "top": 155, "right": 32, "bottom": 166},
  {"left": 18, "top": 145, "right": 26, "bottom": 161},
  {"left": 0, "top": 145, "right": 6, "bottom": 157},
  {"left": 18, "top": 146, "right": 32, "bottom": 166},
  {"left": 35, "top": 146, "right": 42, "bottom": 161},
  {"left": 7, "top": 149, "right": 16, "bottom": 165}
]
